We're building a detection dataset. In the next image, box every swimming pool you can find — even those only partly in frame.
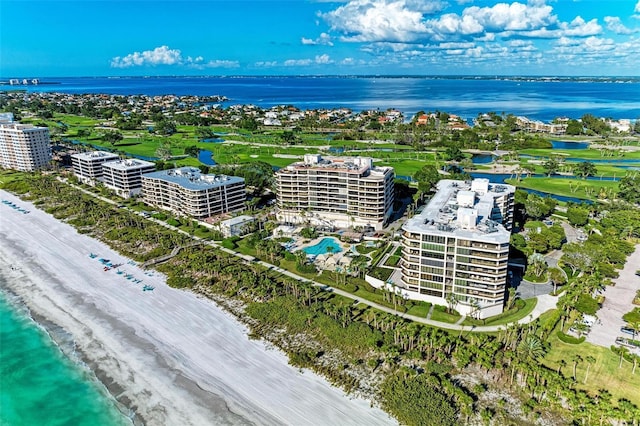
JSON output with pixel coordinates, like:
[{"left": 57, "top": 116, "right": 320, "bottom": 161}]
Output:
[{"left": 303, "top": 237, "right": 342, "bottom": 256}]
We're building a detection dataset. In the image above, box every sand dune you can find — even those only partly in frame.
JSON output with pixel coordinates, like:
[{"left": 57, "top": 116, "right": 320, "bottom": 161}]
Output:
[{"left": 0, "top": 189, "right": 393, "bottom": 426}]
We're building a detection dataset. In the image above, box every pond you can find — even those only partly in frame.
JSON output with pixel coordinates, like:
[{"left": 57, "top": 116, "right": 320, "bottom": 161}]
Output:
[
  {"left": 200, "top": 138, "right": 225, "bottom": 143},
  {"left": 471, "top": 154, "right": 496, "bottom": 164},
  {"left": 551, "top": 140, "right": 590, "bottom": 150},
  {"left": 198, "top": 149, "right": 216, "bottom": 165}
]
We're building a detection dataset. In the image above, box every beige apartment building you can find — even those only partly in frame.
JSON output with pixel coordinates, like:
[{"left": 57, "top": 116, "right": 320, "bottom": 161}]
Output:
[
  {"left": 101, "top": 158, "right": 156, "bottom": 198},
  {"left": 70, "top": 151, "right": 119, "bottom": 184},
  {"left": 0, "top": 121, "right": 51, "bottom": 171},
  {"left": 275, "top": 154, "right": 395, "bottom": 230},
  {"left": 396, "top": 178, "right": 515, "bottom": 319},
  {"left": 141, "top": 167, "right": 246, "bottom": 218}
]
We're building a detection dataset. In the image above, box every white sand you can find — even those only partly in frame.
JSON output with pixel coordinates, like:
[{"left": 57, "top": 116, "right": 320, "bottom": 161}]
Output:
[{"left": 0, "top": 189, "right": 393, "bottom": 426}]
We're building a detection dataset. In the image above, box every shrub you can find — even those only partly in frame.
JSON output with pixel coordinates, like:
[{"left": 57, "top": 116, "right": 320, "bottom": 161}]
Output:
[{"left": 556, "top": 331, "right": 585, "bottom": 344}]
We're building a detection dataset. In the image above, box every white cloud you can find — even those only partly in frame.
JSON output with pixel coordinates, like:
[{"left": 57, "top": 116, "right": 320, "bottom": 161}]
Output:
[
  {"left": 284, "top": 54, "right": 334, "bottom": 67},
  {"left": 301, "top": 32, "right": 334, "bottom": 46},
  {"left": 461, "top": 2, "right": 557, "bottom": 31},
  {"left": 111, "top": 46, "right": 182, "bottom": 68},
  {"left": 255, "top": 61, "right": 278, "bottom": 67},
  {"left": 110, "top": 45, "right": 237, "bottom": 69},
  {"left": 315, "top": 54, "right": 333, "bottom": 64},
  {"left": 321, "top": 0, "right": 432, "bottom": 42},
  {"left": 604, "top": 16, "right": 636, "bottom": 35},
  {"left": 202, "top": 60, "right": 240, "bottom": 68},
  {"left": 636, "top": 1, "right": 640, "bottom": 13}
]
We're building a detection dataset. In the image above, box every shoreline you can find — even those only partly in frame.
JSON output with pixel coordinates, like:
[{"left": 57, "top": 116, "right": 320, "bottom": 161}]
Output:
[{"left": 0, "top": 189, "right": 393, "bottom": 426}]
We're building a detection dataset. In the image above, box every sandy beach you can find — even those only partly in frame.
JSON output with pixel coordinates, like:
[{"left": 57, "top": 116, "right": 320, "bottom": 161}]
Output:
[{"left": 0, "top": 189, "right": 393, "bottom": 426}]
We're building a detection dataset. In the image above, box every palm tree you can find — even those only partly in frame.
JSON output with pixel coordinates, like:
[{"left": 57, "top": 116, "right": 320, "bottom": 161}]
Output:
[
  {"left": 558, "top": 359, "right": 567, "bottom": 375},
  {"left": 584, "top": 355, "right": 596, "bottom": 384},
  {"left": 618, "top": 346, "right": 629, "bottom": 368},
  {"left": 517, "top": 334, "right": 546, "bottom": 361},
  {"left": 572, "top": 354, "right": 583, "bottom": 380}
]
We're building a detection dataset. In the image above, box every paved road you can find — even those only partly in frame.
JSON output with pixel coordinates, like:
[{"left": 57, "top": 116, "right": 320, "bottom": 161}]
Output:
[
  {"left": 59, "top": 179, "right": 557, "bottom": 333},
  {"left": 586, "top": 244, "right": 640, "bottom": 353}
]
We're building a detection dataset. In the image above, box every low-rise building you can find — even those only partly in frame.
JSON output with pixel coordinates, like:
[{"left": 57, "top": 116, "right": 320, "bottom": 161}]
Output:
[
  {"left": 141, "top": 167, "right": 246, "bottom": 218},
  {"left": 275, "top": 154, "right": 395, "bottom": 230},
  {"left": 71, "top": 151, "right": 119, "bottom": 184},
  {"left": 101, "top": 158, "right": 156, "bottom": 198},
  {"left": 0, "top": 120, "right": 51, "bottom": 171},
  {"left": 217, "top": 215, "right": 255, "bottom": 237},
  {"left": 395, "top": 178, "right": 515, "bottom": 319}
]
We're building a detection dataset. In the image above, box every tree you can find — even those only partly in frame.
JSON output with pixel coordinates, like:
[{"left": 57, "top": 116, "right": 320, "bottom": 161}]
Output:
[
  {"left": 618, "top": 172, "right": 640, "bottom": 204},
  {"left": 566, "top": 119, "right": 583, "bottom": 135},
  {"left": 154, "top": 119, "right": 177, "bottom": 136},
  {"left": 567, "top": 206, "right": 590, "bottom": 226},
  {"left": 574, "top": 161, "right": 597, "bottom": 179},
  {"left": 561, "top": 242, "right": 595, "bottom": 276},
  {"left": 379, "top": 373, "right": 458, "bottom": 426},
  {"left": 102, "top": 130, "right": 123, "bottom": 146},
  {"left": 238, "top": 116, "right": 259, "bottom": 131},
  {"left": 542, "top": 157, "right": 560, "bottom": 176},
  {"left": 196, "top": 127, "right": 216, "bottom": 140},
  {"left": 572, "top": 354, "right": 583, "bottom": 380},
  {"left": 444, "top": 146, "right": 465, "bottom": 162},
  {"left": 527, "top": 252, "right": 547, "bottom": 278},
  {"left": 547, "top": 267, "right": 566, "bottom": 294},
  {"left": 413, "top": 165, "right": 440, "bottom": 200},
  {"left": 184, "top": 145, "right": 200, "bottom": 158},
  {"left": 518, "top": 334, "right": 546, "bottom": 361},
  {"left": 524, "top": 193, "right": 555, "bottom": 220},
  {"left": 584, "top": 355, "right": 596, "bottom": 384}
]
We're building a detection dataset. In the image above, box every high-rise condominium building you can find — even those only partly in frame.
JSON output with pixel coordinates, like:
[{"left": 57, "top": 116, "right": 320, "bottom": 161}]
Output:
[
  {"left": 101, "top": 159, "right": 156, "bottom": 198},
  {"left": 71, "top": 151, "right": 119, "bottom": 184},
  {"left": 0, "top": 121, "right": 51, "bottom": 171},
  {"left": 141, "top": 167, "right": 246, "bottom": 218},
  {"left": 398, "top": 178, "right": 515, "bottom": 319},
  {"left": 275, "top": 154, "right": 395, "bottom": 230}
]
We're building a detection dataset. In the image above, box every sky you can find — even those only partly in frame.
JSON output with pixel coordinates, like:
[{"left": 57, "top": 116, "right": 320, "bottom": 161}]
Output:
[{"left": 1, "top": 0, "right": 640, "bottom": 77}]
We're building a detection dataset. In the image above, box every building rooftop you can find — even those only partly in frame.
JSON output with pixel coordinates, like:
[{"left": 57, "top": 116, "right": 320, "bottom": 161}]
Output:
[
  {"left": 72, "top": 151, "right": 119, "bottom": 161},
  {"left": 220, "top": 215, "right": 255, "bottom": 226},
  {"left": 403, "top": 178, "right": 514, "bottom": 243},
  {"left": 103, "top": 158, "right": 155, "bottom": 171},
  {"left": 143, "top": 167, "right": 244, "bottom": 191},
  {"left": 282, "top": 154, "right": 392, "bottom": 176}
]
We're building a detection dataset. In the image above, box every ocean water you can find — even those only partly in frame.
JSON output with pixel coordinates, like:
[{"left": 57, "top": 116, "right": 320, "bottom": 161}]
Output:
[
  {"left": 2, "top": 75, "right": 639, "bottom": 123},
  {"left": 0, "top": 285, "right": 130, "bottom": 426}
]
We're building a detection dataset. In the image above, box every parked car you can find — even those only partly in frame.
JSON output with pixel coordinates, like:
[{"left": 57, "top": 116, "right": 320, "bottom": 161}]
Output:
[{"left": 620, "top": 327, "right": 636, "bottom": 336}]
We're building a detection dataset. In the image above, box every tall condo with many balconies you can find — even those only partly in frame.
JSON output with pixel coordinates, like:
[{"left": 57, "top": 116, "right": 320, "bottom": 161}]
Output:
[
  {"left": 0, "top": 120, "right": 51, "bottom": 171},
  {"left": 398, "top": 178, "right": 515, "bottom": 319},
  {"left": 141, "top": 167, "right": 246, "bottom": 218},
  {"left": 275, "top": 154, "right": 395, "bottom": 230}
]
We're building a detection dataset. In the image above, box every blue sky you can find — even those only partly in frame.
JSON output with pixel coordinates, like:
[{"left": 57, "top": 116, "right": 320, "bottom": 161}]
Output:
[{"left": 2, "top": 0, "right": 640, "bottom": 76}]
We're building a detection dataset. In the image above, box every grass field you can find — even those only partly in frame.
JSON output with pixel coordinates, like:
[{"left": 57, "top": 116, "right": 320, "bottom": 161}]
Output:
[
  {"left": 507, "top": 176, "right": 619, "bottom": 200},
  {"left": 543, "top": 332, "right": 640, "bottom": 406}
]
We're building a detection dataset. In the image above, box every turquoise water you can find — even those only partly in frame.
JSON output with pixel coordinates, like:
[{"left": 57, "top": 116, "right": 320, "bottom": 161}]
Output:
[
  {"left": 303, "top": 237, "right": 342, "bottom": 256},
  {"left": 0, "top": 289, "right": 130, "bottom": 426}
]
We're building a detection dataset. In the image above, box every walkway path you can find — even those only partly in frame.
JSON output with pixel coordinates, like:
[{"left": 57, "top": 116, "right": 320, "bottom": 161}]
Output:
[
  {"left": 59, "top": 178, "right": 559, "bottom": 333},
  {"left": 586, "top": 244, "right": 640, "bottom": 351}
]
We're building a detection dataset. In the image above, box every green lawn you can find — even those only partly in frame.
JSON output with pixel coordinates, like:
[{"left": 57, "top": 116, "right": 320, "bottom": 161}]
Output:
[
  {"left": 544, "top": 332, "right": 640, "bottom": 406},
  {"left": 507, "top": 177, "right": 619, "bottom": 200},
  {"left": 520, "top": 147, "right": 640, "bottom": 161},
  {"left": 430, "top": 307, "right": 462, "bottom": 323},
  {"left": 462, "top": 298, "right": 538, "bottom": 327}
]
